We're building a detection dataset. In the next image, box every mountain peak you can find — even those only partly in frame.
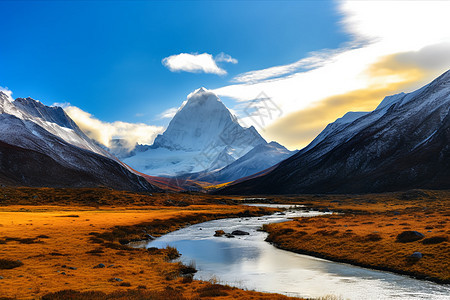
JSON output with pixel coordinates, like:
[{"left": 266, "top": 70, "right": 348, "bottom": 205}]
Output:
[
  {"left": 13, "top": 97, "right": 77, "bottom": 130},
  {"left": 152, "top": 88, "right": 265, "bottom": 152},
  {"left": 185, "top": 87, "right": 222, "bottom": 107}
]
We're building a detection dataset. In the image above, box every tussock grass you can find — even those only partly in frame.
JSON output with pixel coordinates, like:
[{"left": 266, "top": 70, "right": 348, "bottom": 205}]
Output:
[
  {"left": 197, "top": 284, "right": 232, "bottom": 297},
  {"left": 0, "top": 258, "right": 23, "bottom": 269}
]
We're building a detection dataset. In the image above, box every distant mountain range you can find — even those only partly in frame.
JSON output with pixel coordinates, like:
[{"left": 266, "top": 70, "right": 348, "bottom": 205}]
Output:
[
  {"left": 217, "top": 70, "right": 450, "bottom": 194},
  {"left": 122, "top": 88, "right": 295, "bottom": 182},
  {"left": 0, "top": 93, "right": 157, "bottom": 191},
  {"left": 3, "top": 69, "right": 449, "bottom": 194}
]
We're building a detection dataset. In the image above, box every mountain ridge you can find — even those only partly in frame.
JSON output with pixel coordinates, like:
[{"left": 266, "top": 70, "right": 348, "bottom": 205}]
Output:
[
  {"left": 0, "top": 92, "right": 157, "bottom": 191},
  {"left": 216, "top": 70, "right": 450, "bottom": 194}
]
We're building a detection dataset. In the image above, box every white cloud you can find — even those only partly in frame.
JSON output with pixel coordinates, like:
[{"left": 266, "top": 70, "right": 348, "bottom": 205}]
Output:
[
  {"left": 162, "top": 52, "right": 238, "bottom": 75},
  {"left": 61, "top": 105, "right": 164, "bottom": 149},
  {"left": 0, "top": 86, "right": 14, "bottom": 102},
  {"left": 212, "top": 0, "right": 450, "bottom": 135},
  {"left": 162, "top": 53, "right": 227, "bottom": 75},
  {"left": 215, "top": 52, "right": 238, "bottom": 64}
]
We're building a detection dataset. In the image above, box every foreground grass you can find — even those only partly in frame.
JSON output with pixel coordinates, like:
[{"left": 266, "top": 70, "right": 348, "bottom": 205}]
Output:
[
  {"left": 264, "top": 190, "right": 450, "bottom": 283},
  {"left": 0, "top": 188, "right": 298, "bottom": 299}
]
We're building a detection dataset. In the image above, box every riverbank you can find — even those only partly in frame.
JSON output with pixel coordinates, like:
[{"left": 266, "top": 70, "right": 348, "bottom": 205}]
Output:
[
  {"left": 0, "top": 188, "right": 297, "bottom": 300},
  {"left": 264, "top": 190, "right": 450, "bottom": 284}
]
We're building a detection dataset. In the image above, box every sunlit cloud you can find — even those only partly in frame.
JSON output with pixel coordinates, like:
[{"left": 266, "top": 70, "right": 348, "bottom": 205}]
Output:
[
  {"left": 60, "top": 105, "right": 164, "bottom": 149},
  {"left": 0, "top": 86, "right": 14, "bottom": 102},
  {"left": 212, "top": 0, "right": 450, "bottom": 150},
  {"left": 265, "top": 58, "right": 425, "bottom": 149}
]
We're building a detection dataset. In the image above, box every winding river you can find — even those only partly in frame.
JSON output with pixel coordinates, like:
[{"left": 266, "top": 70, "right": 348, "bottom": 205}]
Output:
[{"left": 145, "top": 205, "right": 450, "bottom": 299}]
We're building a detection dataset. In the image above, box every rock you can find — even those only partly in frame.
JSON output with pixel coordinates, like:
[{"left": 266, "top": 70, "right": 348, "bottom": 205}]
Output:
[
  {"left": 214, "top": 230, "right": 225, "bottom": 237},
  {"left": 231, "top": 230, "right": 250, "bottom": 236},
  {"left": 61, "top": 272, "right": 66, "bottom": 275},
  {"left": 0, "top": 276, "right": 3, "bottom": 279},
  {"left": 224, "top": 233, "right": 234, "bottom": 238},
  {"left": 68, "top": 266, "right": 77, "bottom": 270},
  {"left": 144, "top": 234, "right": 155, "bottom": 240},
  {"left": 409, "top": 252, "right": 423, "bottom": 259},
  {"left": 113, "top": 277, "right": 123, "bottom": 282},
  {"left": 320, "top": 208, "right": 331, "bottom": 213},
  {"left": 396, "top": 231, "right": 425, "bottom": 243},
  {"left": 93, "top": 263, "right": 105, "bottom": 269}
]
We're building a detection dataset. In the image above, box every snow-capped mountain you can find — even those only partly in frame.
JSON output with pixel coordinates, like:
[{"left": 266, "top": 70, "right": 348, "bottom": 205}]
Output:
[
  {"left": 183, "top": 142, "right": 296, "bottom": 183},
  {"left": 152, "top": 87, "right": 265, "bottom": 151},
  {"left": 217, "top": 70, "right": 450, "bottom": 194},
  {"left": 0, "top": 92, "right": 156, "bottom": 191},
  {"left": 124, "top": 88, "right": 292, "bottom": 177}
]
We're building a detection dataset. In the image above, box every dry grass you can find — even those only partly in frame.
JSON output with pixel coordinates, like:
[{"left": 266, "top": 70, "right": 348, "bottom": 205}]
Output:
[
  {"left": 41, "top": 289, "right": 189, "bottom": 300},
  {"left": 0, "top": 187, "right": 297, "bottom": 299},
  {"left": 264, "top": 190, "right": 450, "bottom": 283},
  {"left": 0, "top": 187, "right": 240, "bottom": 207}
]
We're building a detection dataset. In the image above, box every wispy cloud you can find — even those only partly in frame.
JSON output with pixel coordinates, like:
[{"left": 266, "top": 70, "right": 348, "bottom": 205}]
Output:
[
  {"left": 0, "top": 86, "right": 14, "bottom": 102},
  {"left": 231, "top": 49, "right": 343, "bottom": 84},
  {"left": 215, "top": 52, "right": 238, "bottom": 64},
  {"left": 162, "top": 52, "right": 237, "bottom": 75},
  {"left": 212, "top": 0, "right": 450, "bottom": 150},
  {"left": 60, "top": 105, "right": 164, "bottom": 149}
]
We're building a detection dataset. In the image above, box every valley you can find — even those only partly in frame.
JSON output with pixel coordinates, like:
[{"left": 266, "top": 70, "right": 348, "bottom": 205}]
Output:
[
  {"left": 0, "top": 188, "right": 448, "bottom": 299},
  {"left": 2, "top": 2, "right": 450, "bottom": 299}
]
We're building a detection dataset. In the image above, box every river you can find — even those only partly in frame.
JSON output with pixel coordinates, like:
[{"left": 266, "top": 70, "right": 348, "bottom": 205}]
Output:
[{"left": 144, "top": 205, "right": 450, "bottom": 299}]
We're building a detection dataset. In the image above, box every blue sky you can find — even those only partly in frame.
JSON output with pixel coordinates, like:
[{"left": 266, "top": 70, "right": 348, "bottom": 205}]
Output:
[
  {"left": 1, "top": 1, "right": 450, "bottom": 149},
  {"left": 0, "top": 1, "right": 346, "bottom": 124}
]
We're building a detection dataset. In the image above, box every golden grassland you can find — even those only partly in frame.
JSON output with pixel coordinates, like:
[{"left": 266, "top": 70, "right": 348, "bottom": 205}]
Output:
[
  {"left": 1, "top": 187, "right": 449, "bottom": 299},
  {"left": 0, "top": 188, "right": 297, "bottom": 300},
  {"left": 264, "top": 190, "right": 450, "bottom": 283}
]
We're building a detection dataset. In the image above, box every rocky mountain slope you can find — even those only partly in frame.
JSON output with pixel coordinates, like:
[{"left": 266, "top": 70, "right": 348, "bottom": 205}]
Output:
[
  {"left": 0, "top": 92, "right": 156, "bottom": 191},
  {"left": 217, "top": 70, "right": 450, "bottom": 194}
]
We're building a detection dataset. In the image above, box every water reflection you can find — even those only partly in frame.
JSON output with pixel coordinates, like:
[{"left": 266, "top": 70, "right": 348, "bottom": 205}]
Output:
[{"left": 147, "top": 210, "right": 450, "bottom": 300}]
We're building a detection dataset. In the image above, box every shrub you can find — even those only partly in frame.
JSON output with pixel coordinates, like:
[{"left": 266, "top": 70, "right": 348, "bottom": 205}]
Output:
[
  {"left": 365, "top": 233, "right": 382, "bottom": 242},
  {"left": 197, "top": 284, "right": 231, "bottom": 297},
  {"left": 165, "top": 246, "right": 180, "bottom": 260},
  {"left": 119, "top": 282, "right": 131, "bottom": 287},
  {"left": 85, "top": 248, "right": 104, "bottom": 254},
  {"left": 422, "top": 236, "right": 448, "bottom": 245},
  {"left": 179, "top": 261, "right": 197, "bottom": 275},
  {"left": 0, "top": 259, "right": 23, "bottom": 269},
  {"left": 181, "top": 274, "right": 193, "bottom": 283}
]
